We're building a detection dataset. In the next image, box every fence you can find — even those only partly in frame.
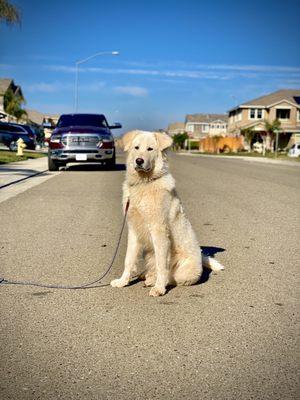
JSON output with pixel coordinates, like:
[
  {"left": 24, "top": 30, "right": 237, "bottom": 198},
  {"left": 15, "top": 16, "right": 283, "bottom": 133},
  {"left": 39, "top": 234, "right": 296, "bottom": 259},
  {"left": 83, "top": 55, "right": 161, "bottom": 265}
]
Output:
[{"left": 199, "top": 136, "right": 244, "bottom": 153}]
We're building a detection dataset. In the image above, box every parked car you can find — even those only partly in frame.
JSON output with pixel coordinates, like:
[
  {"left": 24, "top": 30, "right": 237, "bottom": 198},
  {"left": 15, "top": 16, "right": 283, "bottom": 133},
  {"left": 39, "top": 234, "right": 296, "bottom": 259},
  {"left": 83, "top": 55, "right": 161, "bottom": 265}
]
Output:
[
  {"left": 288, "top": 143, "right": 300, "bottom": 157},
  {"left": 0, "top": 122, "right": 37, "bottom": 151},
  {"left": 47, "top": 113, "right": 122, "bottom": 171}
]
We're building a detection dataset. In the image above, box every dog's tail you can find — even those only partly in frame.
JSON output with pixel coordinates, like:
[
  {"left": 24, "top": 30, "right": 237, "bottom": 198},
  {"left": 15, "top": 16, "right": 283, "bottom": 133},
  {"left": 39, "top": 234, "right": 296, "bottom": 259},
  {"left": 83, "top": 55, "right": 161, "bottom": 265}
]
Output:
[{"left": 202, "top": 254, "right": 225, "bottom": 271}]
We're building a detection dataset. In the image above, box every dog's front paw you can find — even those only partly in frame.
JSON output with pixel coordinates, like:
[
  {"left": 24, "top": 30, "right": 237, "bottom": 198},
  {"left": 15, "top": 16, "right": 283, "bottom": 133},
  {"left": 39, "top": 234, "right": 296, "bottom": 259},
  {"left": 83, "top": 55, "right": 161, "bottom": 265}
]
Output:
[
  {"left": 149, "top": 286, "right": 166, "bottom": 297},
  {"left": 110, "top": 278, "right": 128, "bottom": 288}
]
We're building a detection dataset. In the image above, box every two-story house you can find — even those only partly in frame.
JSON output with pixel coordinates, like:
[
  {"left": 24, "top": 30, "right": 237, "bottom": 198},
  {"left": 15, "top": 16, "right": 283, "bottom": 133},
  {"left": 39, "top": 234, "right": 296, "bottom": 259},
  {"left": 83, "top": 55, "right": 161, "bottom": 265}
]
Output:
[
  {"left": 166, "top": 122, "right": 186, "bottom": 137},
  {"left": 185, "top": 114, "right": 228, "bottom": 138},
  {"left": 228, "top": 89, "right": 300, "bottom": 147}
]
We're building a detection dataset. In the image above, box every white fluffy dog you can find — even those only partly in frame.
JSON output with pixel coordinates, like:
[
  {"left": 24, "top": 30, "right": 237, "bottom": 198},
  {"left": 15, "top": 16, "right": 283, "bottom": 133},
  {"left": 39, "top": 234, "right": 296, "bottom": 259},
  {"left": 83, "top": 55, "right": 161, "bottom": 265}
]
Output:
[{"left": 111, "top": 130, "right": 224, "bottom": 297}]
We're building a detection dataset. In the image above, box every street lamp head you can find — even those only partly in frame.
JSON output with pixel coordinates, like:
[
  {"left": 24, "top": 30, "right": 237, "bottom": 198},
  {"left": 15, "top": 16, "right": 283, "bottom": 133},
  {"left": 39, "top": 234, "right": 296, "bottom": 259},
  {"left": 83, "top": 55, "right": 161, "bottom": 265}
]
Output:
[{"left": 111, "top": 51, "right": 120, "bottom": 55}]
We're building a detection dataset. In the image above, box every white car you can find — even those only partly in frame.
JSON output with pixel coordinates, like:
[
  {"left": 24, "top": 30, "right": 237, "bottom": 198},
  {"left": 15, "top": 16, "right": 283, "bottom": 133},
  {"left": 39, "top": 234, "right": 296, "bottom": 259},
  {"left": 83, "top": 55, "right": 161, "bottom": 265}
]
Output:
[{"left": 288, "top": 143, "right": 300, "bottom": 157}]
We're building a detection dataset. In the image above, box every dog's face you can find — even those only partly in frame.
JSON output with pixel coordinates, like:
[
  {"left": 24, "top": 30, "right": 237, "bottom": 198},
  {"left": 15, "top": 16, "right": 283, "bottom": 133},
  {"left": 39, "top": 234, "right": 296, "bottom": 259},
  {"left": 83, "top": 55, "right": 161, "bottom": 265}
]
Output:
[{"left": 122, "top": 130, "right": 173, "bottom": 177}]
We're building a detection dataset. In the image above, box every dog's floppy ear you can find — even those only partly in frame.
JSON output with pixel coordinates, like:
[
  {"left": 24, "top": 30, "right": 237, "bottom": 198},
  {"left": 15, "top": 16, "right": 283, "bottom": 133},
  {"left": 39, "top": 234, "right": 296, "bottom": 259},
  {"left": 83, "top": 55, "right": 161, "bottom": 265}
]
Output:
[
  {"left": 122, "top": 130, "right": 140, "bottom": 152},
  {"left": 155, "top": 132, "right": 173, "bottom": 151}
]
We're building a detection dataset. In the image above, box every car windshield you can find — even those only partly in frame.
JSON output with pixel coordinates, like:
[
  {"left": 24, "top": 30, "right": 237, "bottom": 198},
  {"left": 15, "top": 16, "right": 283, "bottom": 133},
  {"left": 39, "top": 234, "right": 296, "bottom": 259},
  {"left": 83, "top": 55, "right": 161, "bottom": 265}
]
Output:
[{"left": 57, "top": 114, "right": 108, "bottom": 128}]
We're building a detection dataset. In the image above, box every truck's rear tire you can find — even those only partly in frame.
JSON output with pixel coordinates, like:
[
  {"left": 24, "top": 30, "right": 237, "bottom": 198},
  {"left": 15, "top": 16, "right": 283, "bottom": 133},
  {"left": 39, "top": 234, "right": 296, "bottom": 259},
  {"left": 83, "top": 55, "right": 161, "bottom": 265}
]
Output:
[{"left": 48, "top": 153, "right": 59, "bottom": 171}]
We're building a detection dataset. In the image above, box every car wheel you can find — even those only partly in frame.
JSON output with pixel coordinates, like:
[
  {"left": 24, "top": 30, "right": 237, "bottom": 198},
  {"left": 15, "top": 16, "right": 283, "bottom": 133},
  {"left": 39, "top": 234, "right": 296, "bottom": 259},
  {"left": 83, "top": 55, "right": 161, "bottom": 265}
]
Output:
[
  {"left": 9, "top": 141, "right": 17, "bottom": 151},
  {"left": 48, "top": 153, "right": 59, "bottom": 171}
]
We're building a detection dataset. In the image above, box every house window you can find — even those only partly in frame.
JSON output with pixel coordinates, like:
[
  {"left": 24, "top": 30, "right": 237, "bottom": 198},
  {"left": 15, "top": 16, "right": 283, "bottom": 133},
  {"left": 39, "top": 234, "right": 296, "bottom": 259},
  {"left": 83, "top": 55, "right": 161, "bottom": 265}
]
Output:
[
  {"left": 276, "top": 109, "right": 290, "bottom": 120},
  {"left": 297, "top": 110, "right": 300, "bottom": 121},
  {"left": 202, "top": 124, "right": 209, "bottom": 132},
  {"left": 249, "top": 108, "right": 263, "bottom": 119},
  {"left": 187, "top": 124, "right": 194, "bottom": 132}
]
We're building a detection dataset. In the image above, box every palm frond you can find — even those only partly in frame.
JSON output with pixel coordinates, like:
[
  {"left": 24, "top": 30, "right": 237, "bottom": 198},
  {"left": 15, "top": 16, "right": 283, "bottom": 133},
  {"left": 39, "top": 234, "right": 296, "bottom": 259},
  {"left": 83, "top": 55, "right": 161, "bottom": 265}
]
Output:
[{"left": 0, "top": 0, "right": 21, "bottom": 26}]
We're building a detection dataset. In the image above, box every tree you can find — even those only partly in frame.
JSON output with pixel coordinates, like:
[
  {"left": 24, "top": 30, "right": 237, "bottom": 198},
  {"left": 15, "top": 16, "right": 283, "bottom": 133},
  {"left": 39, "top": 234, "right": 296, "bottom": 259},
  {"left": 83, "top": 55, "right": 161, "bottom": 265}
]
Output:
[
  {"left": 264, "top": 119, "right": 281, "bottom": 152},
  {"left": 241, "top": 128, "right": 255, "bottom": 152},
  {"left": 0, "top": 0, "right": 21, "bottom": 26},
  {"left": 172, "top": 132, "right": 188, "bottom": 150},
  {"left": 4, "top": 88, "right": 27, "bottom": 122}
]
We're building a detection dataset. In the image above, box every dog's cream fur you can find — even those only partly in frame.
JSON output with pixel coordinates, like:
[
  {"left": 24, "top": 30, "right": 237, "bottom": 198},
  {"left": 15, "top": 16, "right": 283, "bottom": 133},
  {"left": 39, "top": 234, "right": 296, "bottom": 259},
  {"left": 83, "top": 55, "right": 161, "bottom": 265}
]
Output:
[{"left": 111, "top": 130, "right": 224, "bottom": 296}]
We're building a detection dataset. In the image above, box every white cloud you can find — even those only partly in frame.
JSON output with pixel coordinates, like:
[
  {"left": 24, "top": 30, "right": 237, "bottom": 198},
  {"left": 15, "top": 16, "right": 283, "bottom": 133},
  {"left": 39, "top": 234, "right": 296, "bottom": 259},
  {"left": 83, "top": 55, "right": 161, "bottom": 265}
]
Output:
[
  {"left": 197, "top": 64, "right": 300, "bottom": 73},
  {"left": 114, "top": 86, "right": 148, "bottom": 96},
  {"left": 24, "top": 81, "right": 105, "bottom": 93},
  {"left": 46, "top": 63, "right": 300, "bottom": 83},
  {"left": 25, "top": 82, "right": 67, "bottom": 93}
]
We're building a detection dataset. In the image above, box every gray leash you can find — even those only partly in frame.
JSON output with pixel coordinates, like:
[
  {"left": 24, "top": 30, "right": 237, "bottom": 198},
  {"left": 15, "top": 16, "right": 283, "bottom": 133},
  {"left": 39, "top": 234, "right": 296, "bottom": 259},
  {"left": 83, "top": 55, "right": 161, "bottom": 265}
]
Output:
[{"left": 0, "top": 201, "right": 129, "bottom": 290}]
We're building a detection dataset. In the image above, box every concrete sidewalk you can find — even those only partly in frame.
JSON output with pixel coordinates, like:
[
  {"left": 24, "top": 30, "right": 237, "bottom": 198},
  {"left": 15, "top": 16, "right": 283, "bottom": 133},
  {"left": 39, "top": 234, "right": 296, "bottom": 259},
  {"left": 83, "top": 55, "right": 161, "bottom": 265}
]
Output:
[
  {"left": 0, "top": 157, "right": 59, "bottom": 203},
  {"left": 177, "top": 152, "right": 300, "bottom": 167}
]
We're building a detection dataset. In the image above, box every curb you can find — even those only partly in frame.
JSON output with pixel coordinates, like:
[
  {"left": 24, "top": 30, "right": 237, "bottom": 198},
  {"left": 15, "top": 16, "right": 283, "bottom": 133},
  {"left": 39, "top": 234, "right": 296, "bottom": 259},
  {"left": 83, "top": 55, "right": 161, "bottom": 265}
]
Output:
[{"left": 176, "top": 152, "right": 300, "bottom": 167}]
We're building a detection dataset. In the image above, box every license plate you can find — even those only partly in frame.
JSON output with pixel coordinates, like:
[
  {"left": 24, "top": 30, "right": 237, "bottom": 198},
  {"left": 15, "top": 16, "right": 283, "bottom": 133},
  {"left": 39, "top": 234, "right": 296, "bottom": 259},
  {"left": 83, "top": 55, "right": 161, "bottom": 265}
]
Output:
[{"left": 75, "top": 154, "right": 87, "bottom": 161}]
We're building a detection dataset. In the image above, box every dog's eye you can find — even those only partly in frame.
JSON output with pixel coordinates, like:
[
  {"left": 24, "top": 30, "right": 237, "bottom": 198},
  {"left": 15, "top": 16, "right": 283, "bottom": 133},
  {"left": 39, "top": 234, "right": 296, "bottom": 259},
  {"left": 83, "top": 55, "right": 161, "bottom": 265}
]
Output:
[
  {"left": 135, "top": 146, "right": 139, "bottom": 150},
  {"left": 147, "top": 147, "right": 153, "bottom": 151}
]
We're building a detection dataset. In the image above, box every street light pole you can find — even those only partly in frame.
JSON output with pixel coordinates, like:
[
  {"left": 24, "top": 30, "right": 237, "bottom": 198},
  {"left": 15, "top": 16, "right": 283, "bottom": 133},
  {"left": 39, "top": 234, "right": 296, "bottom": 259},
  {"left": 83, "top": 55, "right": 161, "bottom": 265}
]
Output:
[{"left": 74, "top": 51, "right": 119, "bottom": 112}]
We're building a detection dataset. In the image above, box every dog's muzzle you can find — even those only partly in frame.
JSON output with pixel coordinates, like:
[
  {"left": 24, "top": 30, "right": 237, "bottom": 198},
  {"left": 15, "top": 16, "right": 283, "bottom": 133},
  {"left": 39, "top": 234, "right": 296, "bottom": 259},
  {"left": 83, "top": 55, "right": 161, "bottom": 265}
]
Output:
[{"left": 135, "top": 157, "right": 150, "bottom": 171}]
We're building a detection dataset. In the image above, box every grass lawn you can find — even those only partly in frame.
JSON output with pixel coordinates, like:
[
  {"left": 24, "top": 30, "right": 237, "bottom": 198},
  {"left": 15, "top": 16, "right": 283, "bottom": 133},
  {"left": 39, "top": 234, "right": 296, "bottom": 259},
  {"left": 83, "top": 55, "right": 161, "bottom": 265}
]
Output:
[{"left": 0, "top": 149, "right": 47, "bottom": 164}]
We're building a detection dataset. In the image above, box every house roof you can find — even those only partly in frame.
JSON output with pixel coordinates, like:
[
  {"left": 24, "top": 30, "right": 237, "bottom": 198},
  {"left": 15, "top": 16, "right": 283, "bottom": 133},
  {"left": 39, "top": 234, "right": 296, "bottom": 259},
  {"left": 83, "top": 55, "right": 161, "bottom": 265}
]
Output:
[
  {"left": 0, "top": 78, "right": 13, "bottom": 95},
  {"left": 26, "top": 109, "right": 45, "bottom": 125},
  {"left": 25, "top": 109, "right": 60, "bottom": 125},
  {"left": 185, "top": 113, "right": 228, "bottom": 123},
  {"left": 0, "top": 78, "right": 24, "bottom": 98},
  {"left": 167, "top": 122, "right": 185, "bottom": 131},
  {"left": 229, "top": 89, "right": 300, "bottom": 112}
]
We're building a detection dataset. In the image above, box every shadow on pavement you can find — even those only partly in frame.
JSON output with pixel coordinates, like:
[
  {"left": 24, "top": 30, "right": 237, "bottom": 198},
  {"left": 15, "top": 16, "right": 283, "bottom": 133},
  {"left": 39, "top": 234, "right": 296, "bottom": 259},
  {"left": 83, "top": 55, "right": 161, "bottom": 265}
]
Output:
[
  {"left": 64, "top": 163, "right": 126, "bottom": 172},
  {"left": 201, "top": 246, "right": 226, "bottom": 257},
  {"left": 0, "top": 167, "right": 46, "bottom": 176},
  {"left": 199, "top": 246, "right": 226, "bottom": 284}
]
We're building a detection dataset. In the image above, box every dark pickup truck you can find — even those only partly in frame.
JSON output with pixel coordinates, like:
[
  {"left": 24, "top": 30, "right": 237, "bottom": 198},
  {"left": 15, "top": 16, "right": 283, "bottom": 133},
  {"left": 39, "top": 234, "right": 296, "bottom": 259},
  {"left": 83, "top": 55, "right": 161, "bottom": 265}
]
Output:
[{"left": 48, "top": 113, "right": 122, "bottom": 171}]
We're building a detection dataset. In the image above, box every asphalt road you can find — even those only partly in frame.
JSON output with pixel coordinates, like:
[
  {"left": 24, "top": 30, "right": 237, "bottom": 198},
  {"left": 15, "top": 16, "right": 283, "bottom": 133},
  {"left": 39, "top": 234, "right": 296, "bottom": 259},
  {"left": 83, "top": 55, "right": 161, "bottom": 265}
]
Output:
[{"left": 0, "top": 153, "right": 299, "bottom": 400}]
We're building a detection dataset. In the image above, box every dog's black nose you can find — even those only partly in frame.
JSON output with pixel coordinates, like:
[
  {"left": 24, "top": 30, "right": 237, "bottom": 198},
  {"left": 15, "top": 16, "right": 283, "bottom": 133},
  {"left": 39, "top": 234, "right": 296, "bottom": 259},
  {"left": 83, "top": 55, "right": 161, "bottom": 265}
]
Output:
[{"left": 136, "top": 158, "right": 144, "bottom": 166}]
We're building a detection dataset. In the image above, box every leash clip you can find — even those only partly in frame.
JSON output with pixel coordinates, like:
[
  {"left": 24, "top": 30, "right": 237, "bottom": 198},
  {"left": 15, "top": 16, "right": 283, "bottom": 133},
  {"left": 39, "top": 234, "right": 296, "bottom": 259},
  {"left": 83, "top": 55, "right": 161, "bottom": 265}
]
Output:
[
  {"left": 0, "top": 277, "right": 6, "bottom": 285},
  {"left": 125, "top": 199, "right": 130, "bottom": 213}
]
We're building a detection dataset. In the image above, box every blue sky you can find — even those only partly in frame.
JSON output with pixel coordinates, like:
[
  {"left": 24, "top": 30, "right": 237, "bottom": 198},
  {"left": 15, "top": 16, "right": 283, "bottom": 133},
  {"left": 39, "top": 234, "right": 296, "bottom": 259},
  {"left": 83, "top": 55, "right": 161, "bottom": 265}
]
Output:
[{"left": 1, "top": 0, "right": 300, "bottom": 133}]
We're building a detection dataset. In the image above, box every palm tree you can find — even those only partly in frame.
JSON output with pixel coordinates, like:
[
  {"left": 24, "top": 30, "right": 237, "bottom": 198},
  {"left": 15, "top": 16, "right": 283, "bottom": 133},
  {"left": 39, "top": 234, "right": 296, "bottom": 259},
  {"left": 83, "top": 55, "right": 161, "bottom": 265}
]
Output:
[
  {"left": 0, "top": 0, "right": 21, "bottom": 26},
  {"left": 264, "top": 119, "right": 281, "bottom": 152},
  {"left": 4, "top": 88, "right": 27, "bottom": 122},
  {"left": 241, "top": 128, "right": 255, "bottom": 152},
  {"left": 173, "top": 132, "right": 188, "bottom": 150}
]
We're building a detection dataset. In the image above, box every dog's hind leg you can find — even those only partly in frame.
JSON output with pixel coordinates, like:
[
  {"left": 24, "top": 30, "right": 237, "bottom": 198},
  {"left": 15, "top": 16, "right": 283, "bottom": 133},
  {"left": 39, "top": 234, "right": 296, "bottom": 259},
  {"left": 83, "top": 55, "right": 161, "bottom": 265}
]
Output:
[
  {"left": 171, "top": 257, "right": 202, "bottom": 286},
  {"left": 111, "top": 226, "right": 140, "bottom": 288}
]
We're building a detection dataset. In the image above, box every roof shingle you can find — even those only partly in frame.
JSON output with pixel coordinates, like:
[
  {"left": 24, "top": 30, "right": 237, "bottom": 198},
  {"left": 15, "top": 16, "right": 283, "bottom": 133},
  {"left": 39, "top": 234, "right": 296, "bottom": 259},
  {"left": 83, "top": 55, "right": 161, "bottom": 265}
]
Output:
[
  {"left": 240, "top": 89, "right": 300, "bottom": 107},
  {"left": 185, "top": 113, "right": 228, "bottom": 123}
]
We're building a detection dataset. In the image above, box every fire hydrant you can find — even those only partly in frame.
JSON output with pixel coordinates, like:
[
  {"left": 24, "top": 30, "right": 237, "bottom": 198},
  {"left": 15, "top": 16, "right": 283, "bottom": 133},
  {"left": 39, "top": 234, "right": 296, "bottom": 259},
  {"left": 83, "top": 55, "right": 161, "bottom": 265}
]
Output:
[{"left": 17, "top": 138, "right": 27, "bottom": 156}]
